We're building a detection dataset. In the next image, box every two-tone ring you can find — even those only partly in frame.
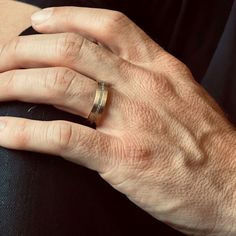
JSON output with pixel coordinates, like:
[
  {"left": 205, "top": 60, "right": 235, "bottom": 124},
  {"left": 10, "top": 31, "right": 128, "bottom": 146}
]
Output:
[{"left": 87, "top": 81, "right": 109, "bottom": 125}]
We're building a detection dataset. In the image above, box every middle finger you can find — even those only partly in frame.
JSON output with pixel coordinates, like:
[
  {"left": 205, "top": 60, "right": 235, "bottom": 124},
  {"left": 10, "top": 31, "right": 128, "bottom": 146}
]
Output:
[{"left": 0, "top": 33, "right": 125, "bottom": 85}]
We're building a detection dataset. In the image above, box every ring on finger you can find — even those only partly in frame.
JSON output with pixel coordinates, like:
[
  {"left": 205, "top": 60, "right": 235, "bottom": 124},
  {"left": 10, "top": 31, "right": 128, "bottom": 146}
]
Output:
[{"left": 87, "top": 81, "right": 109, "bottom": 125}]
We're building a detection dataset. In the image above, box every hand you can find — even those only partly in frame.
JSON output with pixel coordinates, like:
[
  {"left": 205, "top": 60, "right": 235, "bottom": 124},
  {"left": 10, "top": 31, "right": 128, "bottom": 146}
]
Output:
[{"left": 0, "top": 7, "right": 235, "bottom": 235}]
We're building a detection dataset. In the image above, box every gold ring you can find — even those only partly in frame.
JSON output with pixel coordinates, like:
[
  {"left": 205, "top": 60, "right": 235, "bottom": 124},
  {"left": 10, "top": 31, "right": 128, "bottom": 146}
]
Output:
[{"left": 88, "top": 81, "right": 109, "bottom": 125}]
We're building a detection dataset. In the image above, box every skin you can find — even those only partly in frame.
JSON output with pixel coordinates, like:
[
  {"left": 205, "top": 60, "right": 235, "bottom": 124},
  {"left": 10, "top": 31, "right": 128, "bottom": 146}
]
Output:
[
  {"left": 0, "top": 5, "right": 235, "bottom": 235},
  {"left": 0, "top": 0, "right": 39, "bottom": 44}
]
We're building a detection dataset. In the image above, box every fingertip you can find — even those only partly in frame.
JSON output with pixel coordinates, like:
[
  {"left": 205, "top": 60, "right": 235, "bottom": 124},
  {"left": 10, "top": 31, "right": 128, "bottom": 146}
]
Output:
[{"left": 31, "top": 8, "right": 54, "bottom": 26}]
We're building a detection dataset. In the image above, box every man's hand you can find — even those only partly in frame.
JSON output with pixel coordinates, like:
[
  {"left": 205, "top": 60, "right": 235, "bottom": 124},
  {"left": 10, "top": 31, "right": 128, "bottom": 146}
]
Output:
[{"left": 0, "top": 7, "right": 235, "bottom": 235}]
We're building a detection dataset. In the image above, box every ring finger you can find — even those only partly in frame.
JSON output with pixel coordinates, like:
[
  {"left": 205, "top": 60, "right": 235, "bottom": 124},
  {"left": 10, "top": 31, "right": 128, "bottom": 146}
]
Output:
[{"left": 0, "top": 67, "right": 98, "bottom": 118}]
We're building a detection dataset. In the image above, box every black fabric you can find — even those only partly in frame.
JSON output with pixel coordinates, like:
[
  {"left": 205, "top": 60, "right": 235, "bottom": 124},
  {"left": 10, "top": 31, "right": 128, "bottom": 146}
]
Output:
[
  {"left": 0, "top": 0, "right": 235, "bottom": 235},
  {"left": 202, "top": 0, "right": 236, "bottom": 124}
]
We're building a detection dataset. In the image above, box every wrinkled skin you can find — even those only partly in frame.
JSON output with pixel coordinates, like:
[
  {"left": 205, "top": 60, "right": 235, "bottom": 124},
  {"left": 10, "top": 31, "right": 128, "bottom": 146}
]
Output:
[{"left": 0, "top": 6, "right": 235, "bottom": 235}]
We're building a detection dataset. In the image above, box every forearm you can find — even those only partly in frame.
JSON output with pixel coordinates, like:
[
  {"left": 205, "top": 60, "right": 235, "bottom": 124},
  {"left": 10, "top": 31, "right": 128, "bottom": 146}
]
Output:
[{"left": 0, "top": 0, "right": 40, "bottom": 44}]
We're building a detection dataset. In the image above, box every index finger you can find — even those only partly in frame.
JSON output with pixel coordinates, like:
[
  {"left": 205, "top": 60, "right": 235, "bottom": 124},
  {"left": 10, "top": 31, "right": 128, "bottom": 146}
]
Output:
[{"left": 31, "top": 7, "right": 163, "bottom": 62}]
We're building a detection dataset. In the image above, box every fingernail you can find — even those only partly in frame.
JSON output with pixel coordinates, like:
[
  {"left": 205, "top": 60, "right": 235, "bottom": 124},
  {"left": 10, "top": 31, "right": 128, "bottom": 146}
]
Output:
[
  {"left": 0, "top": 119, "right": 6, "bottom": 131},
  {"left": 31, "top": 8, "right": 54, "bottom": 25}
]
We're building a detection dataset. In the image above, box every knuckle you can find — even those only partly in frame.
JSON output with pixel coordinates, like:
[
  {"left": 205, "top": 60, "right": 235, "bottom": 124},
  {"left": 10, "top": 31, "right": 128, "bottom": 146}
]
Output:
[
  {"left": 0, "top": 37, "right": 21, "bottom": 59},
  {"left": 9, "top": 37, "right": 22, "bottom": 56},
  {"left": 141, "top": 70, "right": 175, "bottom": 99},
  {"left": 14, "top": 120, "right": 30, "bottom": 148},
  {"left": 57, "top": 33, "right": 85, "bottom": 61},
  {"left": 121, "top": 138, "right": 153, "bottom": 170},
  {"left": 2, "top": 70, "right": 16, "bottom": 92},
  {"left": 154, "top": 73, "right": 175, "bottom": 97},
  {"left": 45, "top": 68, "right": 77, "bottom": 98},
  {"left": 175, "top": 62, "right": 192, "bottom": 77},
  {"left": 109, "top": 11, "right": 127, "bottom": 24},
  {"left": 63, "top": 8, "right": 75, "bottom": 25},
  {"left": 49, "top": 121, "right": 74, "bottom": 151},
  {"left": 165, "top": 55, "right": 192, "bottom": 77},
  {"left": 133, "top": 68, "right": 176, "bottom": 102},
  {"left": 103, "top": 11, "right": 128, "bottom": 35}
]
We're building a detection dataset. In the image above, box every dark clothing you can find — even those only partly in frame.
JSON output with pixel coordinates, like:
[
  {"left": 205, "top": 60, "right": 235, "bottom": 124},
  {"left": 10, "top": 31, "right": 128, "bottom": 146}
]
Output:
[
  {"left": 202, "top": 0, "right": 236, "bottom": 124},
  {"left": 0, "top": 1, "right": 235, "bottom": 235}
]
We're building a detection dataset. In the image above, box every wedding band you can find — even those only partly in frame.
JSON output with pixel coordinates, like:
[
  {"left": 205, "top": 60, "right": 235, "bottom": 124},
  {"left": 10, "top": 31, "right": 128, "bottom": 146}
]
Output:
[{"left": 88, "top": 81, "right": 109, "bottom": 125}]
